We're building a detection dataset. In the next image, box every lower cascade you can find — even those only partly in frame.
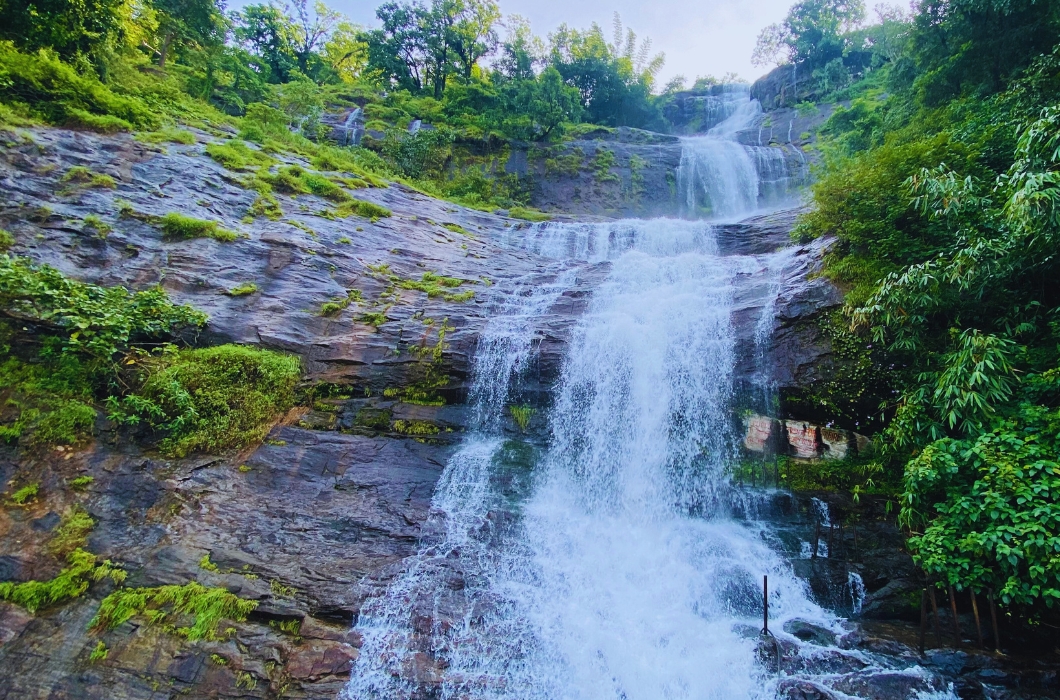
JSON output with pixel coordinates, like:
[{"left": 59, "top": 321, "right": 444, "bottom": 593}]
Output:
[{"left": 342, "top": 220, "right": 952, "bottom": 699}]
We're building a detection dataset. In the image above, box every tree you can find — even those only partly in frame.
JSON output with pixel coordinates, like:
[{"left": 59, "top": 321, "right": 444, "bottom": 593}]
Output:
[
  {"left": 151, "top": 0, "right": 226, "bottom": 68},
  {"left": 363, "top": 1, "right": 429, "bottom": 91},
  {"left": 289, "top": 0, "right": 340, "bottom": 74},
  {"left": 753, "top": 0, "right": 865, "bottom": 71},
  {"left": 320, "top": 21, "right": 367, "bottom": 83},
  {"left": 506, "top": 65, "right": 581, "bottom": 139},
  {"left": 232, "top": 3, "right": 297, "bottom": 82},
  {"left": 0, "top": 0, "right": 127, "bottom": 61},
  {"left": 445, "top": 0, "right": 499, "bottom": 83},
  {"left": 495, "top": 14, "right": 542, "bottom": 82}
]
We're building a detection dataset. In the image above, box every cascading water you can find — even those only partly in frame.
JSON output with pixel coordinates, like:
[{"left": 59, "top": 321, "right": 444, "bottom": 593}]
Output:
[
  {"left": 677, "top": 85, "right": 806, "bottom": 220},
  {"left": 344, "top": 95, "right": 954, "bottom": 699}
]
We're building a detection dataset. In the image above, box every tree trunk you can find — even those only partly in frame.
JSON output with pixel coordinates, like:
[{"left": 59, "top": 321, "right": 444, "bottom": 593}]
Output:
[{"left": 159, "top": 33, "right": 174, "bottom": 69}]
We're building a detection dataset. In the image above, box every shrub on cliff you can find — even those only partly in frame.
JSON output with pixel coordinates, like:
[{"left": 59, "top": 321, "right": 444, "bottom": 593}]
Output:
[
  {"left": 109, "top": 344, "right": 301, "bottom": 457},
  {"left": 0, "top": 42, "right": 157, "bottom": 130}
]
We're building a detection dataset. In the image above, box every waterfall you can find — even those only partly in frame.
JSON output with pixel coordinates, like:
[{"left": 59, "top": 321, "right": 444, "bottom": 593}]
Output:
[
  {"left": 342, "top": 270, "right": 577, "bottom": 699},
  {"left": 343, "top": 97, "right": 951, "bottom": 700},
  {"left": 677, "top": 85, "right": 805, "bottom": 220}
]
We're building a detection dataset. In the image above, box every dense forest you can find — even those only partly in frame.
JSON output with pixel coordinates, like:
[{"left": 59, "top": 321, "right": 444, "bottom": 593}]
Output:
[{"left": 0, "top": 0, "right": 1059, "bottom": 636}]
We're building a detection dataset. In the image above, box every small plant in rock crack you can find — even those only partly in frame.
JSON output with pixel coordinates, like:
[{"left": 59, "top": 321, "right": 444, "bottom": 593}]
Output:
[{"left": 509, "top": 405, "right": 536, "bottom": 432}]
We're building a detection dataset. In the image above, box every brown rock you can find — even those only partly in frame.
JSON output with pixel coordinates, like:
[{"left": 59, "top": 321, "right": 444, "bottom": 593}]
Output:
[{"left": 286, "top": 639, "right": 359, "bottom": 680}]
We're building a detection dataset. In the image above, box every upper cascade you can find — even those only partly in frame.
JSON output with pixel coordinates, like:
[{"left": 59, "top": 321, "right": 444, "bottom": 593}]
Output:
[{"left": 676, "top": 84, "right": 808, "bottom": 221}]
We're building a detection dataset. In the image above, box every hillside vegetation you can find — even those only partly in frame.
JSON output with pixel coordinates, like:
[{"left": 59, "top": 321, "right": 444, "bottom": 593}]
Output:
[{"left": 764, "top": 0, "right": 1060, "bottom": 615}]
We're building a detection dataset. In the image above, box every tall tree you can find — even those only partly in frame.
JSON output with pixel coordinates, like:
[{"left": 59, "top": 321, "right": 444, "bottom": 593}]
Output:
[
  {"left": 152, "top": 0, "right": 226, "bottom": 68},
  {"left": 232, "top": 3, "right": 297, "bottom": 82}
]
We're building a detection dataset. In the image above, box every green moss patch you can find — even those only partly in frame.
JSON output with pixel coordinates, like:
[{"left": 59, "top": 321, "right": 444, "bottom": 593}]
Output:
[
  {"left": 158, "top": 212, "right": 238, "bottom": 242},
  {"left": 0, "top": 548, "right": 125, "bottom": 613},
  {"left": 91, "top": 581, "right": 257, "bottom": 641}
]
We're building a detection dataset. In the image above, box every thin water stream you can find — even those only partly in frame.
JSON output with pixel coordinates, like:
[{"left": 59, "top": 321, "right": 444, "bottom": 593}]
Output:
[{"left": 343, "top": 88, "right": 954, "bottom": 700}]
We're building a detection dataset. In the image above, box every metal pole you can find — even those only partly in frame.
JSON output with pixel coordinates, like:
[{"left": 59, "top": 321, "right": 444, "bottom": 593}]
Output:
[
  {"left": 919, "top": 589, "right": 927, "bottom": 655},
  {"left": 763, "top": 575, "right": 769, "bottom": 634},
  {"left": 948, "top": 585, "right": 962, "bottom": 647}
]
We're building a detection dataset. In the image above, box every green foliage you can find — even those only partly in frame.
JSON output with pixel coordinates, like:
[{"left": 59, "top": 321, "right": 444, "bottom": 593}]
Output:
[
  {"left": 82, "top": 215, "right": 112, "bottom": 237},
  {"left": 382, "top": 128, "right": 454, "bottom": 179},
  {"left": 109, "top": 344, "right": 300, "bottom": 457},
  {"left": 774, "top": 455, "right": 890, "bottom": 495},
  {"left": 902, "top": 400, "right": 1060, "bottom": 607},
  {"left": 198, "top": 553, "right": 218, "bottom": 572},
  {"left": 0, "top": 230, "right": 13, "bottom": 250},
  {"left": 158, "top": 212, "right": 239, "bottom": 242},
  {"left": 46, "top": 507, "right": 95, "bottom": 556},
  {"left": 0, "top": 43, "right": 157, "bottom": 131},
  {"left": 90, "top": 581, "right": 257, "bottom": 641},
  {"left": 383, "top": 319, "right": 452, "bottom": 405},
  {"left": 7, "top": 482, "right": 40, "bottom": 505},
  {"left": 0, "top": 255, "right": 206, "bottom": 360},
  {"left": 135, "top": 127, "right": 197, "bottom": 145},
  {"left": 318, "top": 289, "right": 361, "bottom": 316},
  {"left": 61, "top": 166, "right": 116, "bottom": 189},
  {"left": 590, "top": 148, "right": 619, "bottom": 182},
  {"left": 88, "top": 640, "right": 108, "bottom": 662},
  {"left": 800, "top": 28, "right": 1060, "bottom": 614},
  {"left": 396, "top": 271, "right": 475, "bottom": 302},
  {"left": 508, "top": 207, "right": 551, "bottom": 222},
  {"left": 0, "top": 548, "right": 124, "bottom": 613},
  {"left": 205, "top": 140, "right": 274, "bottom": 171},
  {"left": 392, "top": 419, "right": 439, "bottom": 436},
  {"left": 508, "top": 404, "right": 535, "bottom": 432},
  {"left": 0, "top": 355, "right": 98, "bottom": 446},
  {"left": 225, "top": 282, "right": 258, "bottom": 296},
  {"left": 68, "top": 475, "right": 94, "bottom": 490}
]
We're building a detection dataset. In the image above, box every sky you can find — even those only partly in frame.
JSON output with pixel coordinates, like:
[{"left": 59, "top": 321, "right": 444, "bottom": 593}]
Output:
[{"left": 302, "top": 0, "right": 797, "bottom": 85}]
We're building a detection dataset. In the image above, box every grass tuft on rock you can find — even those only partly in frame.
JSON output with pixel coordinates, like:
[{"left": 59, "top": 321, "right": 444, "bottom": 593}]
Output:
[
  {"left": 509, "top": 207, "right": 551, "bottom": 222},
  {"left": 158, "top": 212, "right": 238, "bottom": 242},
  {"left": 7, "top": 482, "right": 39, "bottom": 505},
  {"left": 335, "top": 199, "right": 391, "bottom": 220},
  {"left": 225, "top": 282, "right": 258, "bottom": 296},
  {"left": 46, "top": 507, "right": 95, "bottom": 557},
  {"left": 205, "top": 140, "right": 274, "bottom": 171},
  {"left": 0, "top": 548, "right": 125, "bottom": 613},
  {"left": 90, "top": 581, "right": 257, "bottom": 641},
  {"left": 61, "top": 166, "right": 116, "bottom": 189}
]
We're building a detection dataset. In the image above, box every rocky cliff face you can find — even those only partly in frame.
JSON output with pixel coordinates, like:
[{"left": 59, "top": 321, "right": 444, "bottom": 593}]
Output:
[
  {"left": 507, "top": 126, "right": 683, "bottom": 218},
  {"left": 0, "top": 123, "right": 846, "bottom": 698}
]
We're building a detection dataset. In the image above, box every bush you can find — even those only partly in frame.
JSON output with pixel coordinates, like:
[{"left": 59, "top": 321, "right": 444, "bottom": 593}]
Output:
[
  {"left": 158, "top": 213, "right": 239, "bottom": 242},
  {"left": 112, "top": 344, "right": 301, "bottom": 457},
  {"left": 0, "top": 42, "right": 156, "bottom": 130},
  {"left": 61, "top": 166, "right": 116, "bottom": 189},
  {"left": 0, "top": 255, "right": 207, "bottom": 359}
]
